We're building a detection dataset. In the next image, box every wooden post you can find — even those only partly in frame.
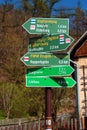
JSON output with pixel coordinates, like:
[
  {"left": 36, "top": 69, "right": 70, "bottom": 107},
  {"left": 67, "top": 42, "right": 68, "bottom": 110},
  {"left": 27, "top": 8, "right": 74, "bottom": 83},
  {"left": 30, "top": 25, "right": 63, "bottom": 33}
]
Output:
[{"left": 45, "top": 88, "right": 53, "bottom": 130}]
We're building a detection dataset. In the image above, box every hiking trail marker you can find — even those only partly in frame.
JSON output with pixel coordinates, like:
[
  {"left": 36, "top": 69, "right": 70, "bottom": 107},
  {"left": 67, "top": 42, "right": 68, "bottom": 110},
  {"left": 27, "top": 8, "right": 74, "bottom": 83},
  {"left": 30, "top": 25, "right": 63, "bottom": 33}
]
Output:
[
  {"left": 28, "top": 33, "right": 74, "bottom": 52},
  {"left": 22, "top": 17, "right": 69, "bottom": 35},
  {"left": 21, "top": 52, "right": 70, "bottom": 66},
  {"left": 26, "top": 77, "right": 76, "bottom": 88},
  {"left": 26, "top": 65, "right": 74, "bottom": 77}
]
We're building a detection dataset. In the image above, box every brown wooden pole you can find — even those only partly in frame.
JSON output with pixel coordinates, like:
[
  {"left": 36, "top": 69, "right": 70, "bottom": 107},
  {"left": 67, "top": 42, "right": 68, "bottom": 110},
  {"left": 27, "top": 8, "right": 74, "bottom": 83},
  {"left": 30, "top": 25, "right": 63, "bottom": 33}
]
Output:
[
  {"left": 84, "top": 116, "right": 87, "bottom": 130},
  {"left": 45, "top": 87, "right": 53, "bottom": 130}
]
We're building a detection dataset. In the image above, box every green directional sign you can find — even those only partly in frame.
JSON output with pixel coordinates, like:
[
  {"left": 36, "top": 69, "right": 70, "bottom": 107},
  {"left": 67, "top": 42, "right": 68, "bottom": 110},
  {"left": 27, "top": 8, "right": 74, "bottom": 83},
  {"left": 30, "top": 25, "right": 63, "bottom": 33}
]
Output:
[
  {"left": 26, "top": 77, "right": 76, "bottom": 88},
  {"left": 22, "top": 17, "right": 69, "bottom": 35},
  {"left": 20, "top": 52, "right": 70, "bottom": 66},
  {"left": 26, "top": 65, "right": 74, "bottom": 77},
  {"left": 28, "top": 33, "right": 74, "bottom": 52}
]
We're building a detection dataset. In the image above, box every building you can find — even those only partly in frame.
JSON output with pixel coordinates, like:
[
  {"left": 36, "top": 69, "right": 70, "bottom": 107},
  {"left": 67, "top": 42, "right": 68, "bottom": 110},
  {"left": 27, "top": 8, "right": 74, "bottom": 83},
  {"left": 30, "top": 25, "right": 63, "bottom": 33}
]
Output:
[{"left": 70, "top": 31, "right": 87, "bottom": 117}]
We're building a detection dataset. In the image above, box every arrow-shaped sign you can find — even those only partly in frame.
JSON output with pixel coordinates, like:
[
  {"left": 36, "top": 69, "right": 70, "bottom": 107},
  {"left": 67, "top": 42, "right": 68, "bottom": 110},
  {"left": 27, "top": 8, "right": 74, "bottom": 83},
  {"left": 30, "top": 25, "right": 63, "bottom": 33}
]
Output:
[
  {"left": 22, "top": 17, "right": 69, "bottom": 35},
  {"left": 20, "top": 52, "right": 70, "bottom": 66},
  {"left": 26, "top": 65, "right": 74, "bottom": 77},
  {"left": 26, "top": 77, "right": 76, "bottom": 88},
  {"left": 28, "top": 33, "right": 74, "bottom": 52}
]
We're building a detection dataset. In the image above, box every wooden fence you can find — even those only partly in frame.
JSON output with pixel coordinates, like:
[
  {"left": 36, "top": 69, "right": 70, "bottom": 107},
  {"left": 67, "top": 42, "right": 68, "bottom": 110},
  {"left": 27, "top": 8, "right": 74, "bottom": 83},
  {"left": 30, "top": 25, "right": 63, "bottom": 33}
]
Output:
[{"left": 0, "top": 117, "right": 87, "bottom": 130}]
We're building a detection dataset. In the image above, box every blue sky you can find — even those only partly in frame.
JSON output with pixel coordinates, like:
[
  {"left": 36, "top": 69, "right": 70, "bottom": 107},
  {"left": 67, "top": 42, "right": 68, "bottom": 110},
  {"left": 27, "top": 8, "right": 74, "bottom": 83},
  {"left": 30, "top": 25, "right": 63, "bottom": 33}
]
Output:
[
  {"left": 55, "top": 0, "right": 87, "bottom": 10},
  {"left": 0, "top": 0, "right": 87, "bottom": 11}
]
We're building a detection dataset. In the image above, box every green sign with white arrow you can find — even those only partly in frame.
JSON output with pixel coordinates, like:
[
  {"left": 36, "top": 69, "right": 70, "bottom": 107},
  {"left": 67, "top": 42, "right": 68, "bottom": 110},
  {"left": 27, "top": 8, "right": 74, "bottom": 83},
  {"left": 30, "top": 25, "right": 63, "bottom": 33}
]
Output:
[
  {"left": 26, "top": 65, "right": 74, "bottom": 77},
  {"left": 26, "top": 77, "right": 76, "bottom": 88},
  {"left": 22, "top": 17, "right": 69, "bottom": 35},
  {"left": 20, "top": 52, "right": 70, "bottom": 66},
  {"left": 28, "top": 33, "right": 74, "bottom": 52}
]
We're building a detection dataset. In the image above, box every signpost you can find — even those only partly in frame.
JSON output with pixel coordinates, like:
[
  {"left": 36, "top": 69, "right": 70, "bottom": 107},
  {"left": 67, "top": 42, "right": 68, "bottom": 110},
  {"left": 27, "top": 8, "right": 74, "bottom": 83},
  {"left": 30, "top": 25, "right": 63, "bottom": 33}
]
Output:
[
  {"left": 21, "top": 52, "right": 70, "bottom": 66},
  {"left": 21, "top": 17, "right": 76, "bottom": 130},
  {"left": 26, "top": 77, "right": 76, "bottom": 88},
  {"left": 28, "top": 33, "right": 74, "bottom": 52},
  {"left": 26, "top": 65, "right": 74, "bottom": 77},
  {"left": 22, "top": 17, "right": 69, "bottom": 35}
]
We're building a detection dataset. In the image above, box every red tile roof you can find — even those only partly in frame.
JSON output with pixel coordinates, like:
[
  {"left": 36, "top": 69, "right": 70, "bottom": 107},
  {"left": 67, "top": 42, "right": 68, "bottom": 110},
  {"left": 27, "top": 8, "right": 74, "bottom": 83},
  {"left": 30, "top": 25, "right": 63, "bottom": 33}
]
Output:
[
  {"left": 70, "top": 31, "right": 87, "bottom": 58},
  {"left": 75, "top": 41, "right": 87, "bottom": 57}
]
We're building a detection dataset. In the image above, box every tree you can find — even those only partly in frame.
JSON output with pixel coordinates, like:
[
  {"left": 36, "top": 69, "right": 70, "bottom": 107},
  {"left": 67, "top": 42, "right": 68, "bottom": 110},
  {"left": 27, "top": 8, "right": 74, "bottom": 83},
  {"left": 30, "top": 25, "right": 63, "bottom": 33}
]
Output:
[
  {"left": 0, "top": 83, "right": 17, "bottom": 119},
  {"left": 52, "top": 88, "right": 67, "bottom": 121},
  {"left": 24, "top": 88, "right": 45, "bottom": 118},
  {"left": 72, "top": 7, "right": 87, "bottom": 38},
  {"left": 0, "top": 4, "right": 27, "bottom": 84},
  {"left": 52, "top": 88, "right": 76, "bottom": 122},
  {"left": 11, "top": 86, "right": 30, "bottom": 118},
  {"left": 44, "top": 0, "right": 61, "bottom": 17},
  {"left": 21, "top": 0, "right": 61, "bottom": 17}
]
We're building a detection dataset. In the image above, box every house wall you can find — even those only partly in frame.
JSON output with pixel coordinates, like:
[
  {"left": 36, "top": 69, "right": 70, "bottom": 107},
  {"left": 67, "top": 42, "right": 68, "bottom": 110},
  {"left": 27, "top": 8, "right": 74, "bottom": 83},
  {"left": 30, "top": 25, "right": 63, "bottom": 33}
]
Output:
[{"left": 75, "top": 57, "right": 87, "bottom": 117}]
